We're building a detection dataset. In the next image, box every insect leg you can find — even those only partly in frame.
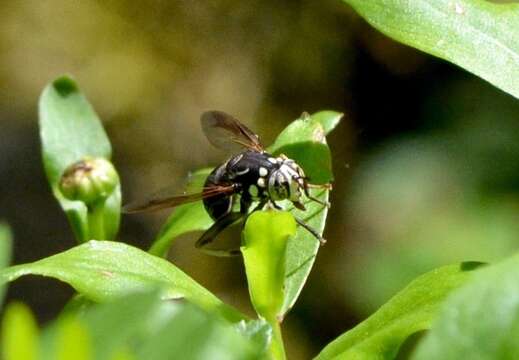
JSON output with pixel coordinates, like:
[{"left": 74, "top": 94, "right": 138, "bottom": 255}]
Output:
[
  {"left": 303, "top": 184, "right": 331, "bottom": 208},
  {"left": 196, "top": 212, "right": 244, "bottom": 257},
  {"left": 306, "top": 194, "right": 331, "bottom": 208},
  {"left": 307, "top": 183, "right": 333, "bottom": 190},
  {"left": 294, "top": 216, "right": 326, "bottom": 245}
]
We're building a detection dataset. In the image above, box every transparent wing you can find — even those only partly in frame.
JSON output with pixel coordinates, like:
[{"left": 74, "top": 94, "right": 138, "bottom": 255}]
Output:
[
  {"left": 123, "top": 183, "right": 236, "bottom": 213},
  {"left": 201, "top": 111, "right": 264, "bottom": 152}
]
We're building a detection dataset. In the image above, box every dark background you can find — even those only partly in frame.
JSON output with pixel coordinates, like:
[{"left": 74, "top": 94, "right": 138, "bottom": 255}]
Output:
[{"left": 2, "top": 1, "right": 519, "bottom": 358}]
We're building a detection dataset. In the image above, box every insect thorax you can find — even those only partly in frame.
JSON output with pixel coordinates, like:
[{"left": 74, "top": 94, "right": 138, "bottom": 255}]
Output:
[{"left": 203, "top": 150, "right": 306, "bottom": 220}]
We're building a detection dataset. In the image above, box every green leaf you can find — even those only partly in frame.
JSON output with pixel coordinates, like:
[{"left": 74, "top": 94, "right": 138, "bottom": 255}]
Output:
[
  {"left": 270, "top": 112, "right": 333, "bottom": 184},
  {"left": 149, "top": 168, "right": 214, "bottom": 257},
  {"left": 0, "top": 241, "right": 244, "bottom": 323},
  {"left": 136, "top": 301, "right": 260, "bottom": 360},
  {"left": 309, "top": 111, "right": 344, "bottom": 136},
  {"left": 39, "top": 291, "right": 169, "bottom": 360},
  {"left": 0, "top": 223, "right": 12, "bottom": 305},
  {"left": 39, "top": 291, "right": 260, "bottom": 360},
  {"left": 1, "top": 302, "right": 39, "bottom": 360},
  {"left": 39, "top": 75, "right": 120, "bottom": 242},
  {"left": 242, "top": 211, "right": 296, "bottom": 360},
  {"left": 242, "top": 210, "right": 296, "bottom": 321},
  {"left": 58, "top": 294, "right": 93, "bottom": 319},
  {"left": 54, "top": 318, "right": 92, "bottom": 360},
  {"left": 70, "top": 291, "right": 163, "bottom": 360},
  {"left": 316, "top": 262, "right": 482, "bottom": 360},
  {"left": 268, "top": 111, "right": 339, "bottom": 315},
  {"left": 342, "top": 0, "right": 519, "bottom": 99},
  {"left": 234, "top": 319, "right": 273, "bottom": 354},
  {"left": 414, "top": 254, "right": 519, "bottom": 359}
]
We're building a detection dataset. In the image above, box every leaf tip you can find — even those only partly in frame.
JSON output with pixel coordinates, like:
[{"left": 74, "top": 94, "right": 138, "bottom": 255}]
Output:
[{"left": 52, "top": 75, "right": 79, "bottom": 97}]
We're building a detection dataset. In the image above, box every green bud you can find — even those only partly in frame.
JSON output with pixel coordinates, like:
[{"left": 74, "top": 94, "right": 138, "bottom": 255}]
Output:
[{"left": 59, "top": 157, "right": 119, "bottom": 206}]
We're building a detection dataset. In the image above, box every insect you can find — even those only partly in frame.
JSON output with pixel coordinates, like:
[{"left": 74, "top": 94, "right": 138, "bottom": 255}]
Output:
[{"left": 124, "top": 111, "right": 330, "bottom": 256}]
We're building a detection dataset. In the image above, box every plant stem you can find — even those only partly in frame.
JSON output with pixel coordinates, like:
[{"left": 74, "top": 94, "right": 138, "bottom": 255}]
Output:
[
  {"left": 87, "top": 200, "right": 105, "bottom": 240},
  {"left": 268, "top": 317, "right": 286, "bottom": 360}
]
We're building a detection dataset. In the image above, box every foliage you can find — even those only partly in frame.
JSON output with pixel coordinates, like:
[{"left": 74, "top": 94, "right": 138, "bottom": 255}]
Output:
[
  {"left": 0, "top": 240, "right": 243, "bottom": 323},
  {"left": 1, "top": 291, "right": 262, "bottom": 360},
  {"left": 342, "top": 0, "right": 519, "bottom": 100},
  {"left": 3, "top": 0, "right": 519, "bottom": 354},
  {"left": 0, "top": 76, "right": 339, "bottom": 359},
  {"left": 316, "top": 262, "right": 482, "bottom": 359},
  {"left": 414, "top": 254, "right": 519, "bottom": 359}
]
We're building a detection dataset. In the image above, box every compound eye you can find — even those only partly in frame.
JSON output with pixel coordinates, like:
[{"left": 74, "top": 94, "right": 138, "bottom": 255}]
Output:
[{"left": 273, "top": 177, "right": 288, "bottom": 199}]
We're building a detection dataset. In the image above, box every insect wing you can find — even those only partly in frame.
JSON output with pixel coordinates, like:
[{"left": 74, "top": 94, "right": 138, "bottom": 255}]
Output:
[
  {"left": 123, "top": 184, "right": 236, "bottom": 213},
  {"left": 201, "top": 111, "right": 264, "bottom": 152}
]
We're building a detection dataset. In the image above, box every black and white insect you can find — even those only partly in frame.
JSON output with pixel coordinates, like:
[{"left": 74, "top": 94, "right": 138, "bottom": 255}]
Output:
[{"left": 124, "top": 111, "right": 330, "bottom": 256}]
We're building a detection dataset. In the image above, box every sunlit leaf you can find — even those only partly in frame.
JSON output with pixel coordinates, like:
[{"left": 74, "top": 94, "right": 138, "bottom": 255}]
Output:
[
  {"left": 73, "top": 291, "right": 166, "bottom": 360},
  {"left": 1, "top": 302, "right": 39, "bottom": 360},
  {"left": 39, "top": 76, "right": 120, "bottom": 242},
  {"left": 242, "top": 211, "right": 296, "bottom": 321},
  {"left": 234, "top": 319, "right": 272, "bottom": 355},
  {"left": 316, "top": 262, "right": 482, "bottom": 360},
  {"left": 0, "top": 241, "right": 244, "bottom": 323},
  {"left": 268, "top": 111, "right": 339, "bottom": 315},
  {"left": 311, "top": 111, "right": 343, "bottom": 135},
  {"left": 270, "top": 112, "right": 332, "bottom": 184},
  {"left": 135, "top": 300, "right": 259, "bottom": 360},
  {"left": 414, "top": 253, "right": 519, "bottom": 359},
  {"left": 58, "top": 294, "right": 93, "bottom": 320},
  {"left": 55, "top": 318, "right": 92, "bottom": 360},
  {"left": 343, "top": 0, "right": 519, "bottom": 99},
  {"left": 39, "top": 291, "right": 259, "bottom": 360}
]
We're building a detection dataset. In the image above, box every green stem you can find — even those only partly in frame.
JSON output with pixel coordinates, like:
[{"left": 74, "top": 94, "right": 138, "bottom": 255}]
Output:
[
  {"left": 87, "top": 200, "right": 106, "bottom": 240},
  {"left": 267, "top": 317, "right": 286, "bottom": 360}
]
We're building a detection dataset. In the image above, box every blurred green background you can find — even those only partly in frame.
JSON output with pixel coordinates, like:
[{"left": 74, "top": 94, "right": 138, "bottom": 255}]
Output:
[{"left": 1, "top": 1, "right": 518, "bottom": 358}]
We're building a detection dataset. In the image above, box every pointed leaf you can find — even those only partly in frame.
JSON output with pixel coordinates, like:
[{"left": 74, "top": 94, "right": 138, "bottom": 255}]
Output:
[
  {"left": 414, "top": 253, "right": 519, "bottom": 359},
  {"left": 0, "top": 241, "right": 244, "bottom": 323},
  {"left": 269, "top": 111, "right": 339, "bottom": 315},
  {"left": 242, "top": 210, "right": 296, "bottom": 321},
  {"left": 270, "top": 112, "right": 333, "bottom": 184},
  {"left": 343, "top": 0, "right": 519, "bottom": 99},
  {"left": 316, "top": 262, "right": 482, "bottom": 360},
  {"left": 307, "top": 111, "right": 343, "bottom": 138}
]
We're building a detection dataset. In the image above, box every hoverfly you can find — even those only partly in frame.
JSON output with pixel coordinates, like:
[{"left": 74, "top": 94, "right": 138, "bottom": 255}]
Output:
[{"left": 124, "top": 111, "right": 330, "bottom": 256}]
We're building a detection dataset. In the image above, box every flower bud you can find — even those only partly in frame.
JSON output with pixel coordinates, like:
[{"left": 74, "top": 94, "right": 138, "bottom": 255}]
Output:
[{"left": 59, "top": 157, "right": 119, "bottom": 205}]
